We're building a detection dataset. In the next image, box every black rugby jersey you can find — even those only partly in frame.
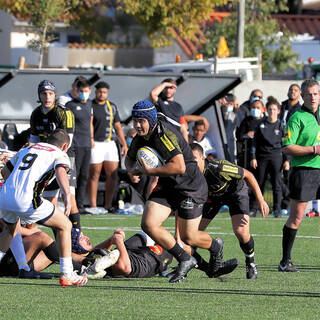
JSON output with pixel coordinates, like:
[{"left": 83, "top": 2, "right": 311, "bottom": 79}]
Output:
[
  {"left": 65, "top": 99, "right": 92, "bottom": 148},
  {"left": 92, "top": 100, "right": 120, "bottom": 142},
  {"left": 30, "top": 104, "right": 75, "bottom": 156},
  {"left": 127, "top": 120, "right": 207, "bottom": 201},
  {"left": 156, "top": 97, "right": 184, "bottom": 127},
  {"left": 251, "top": 118, "right": 285, "bottom": 160},
  {"left": 204, "top": 158, "right": 244, "bottom": 198}
]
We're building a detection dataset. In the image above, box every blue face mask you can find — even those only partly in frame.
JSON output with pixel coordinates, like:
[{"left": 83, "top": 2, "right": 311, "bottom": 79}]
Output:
[
  {"left": 126, "top": 137, "right": 133, "bottom": 147},
  {"left": 250, "top": 108, "right": 262, "bottom": 118},
  {"left": 226, "top": 106, "right": 233, "bottom": 112},
  {"left": 79, "top": 91, "right": 90, "bottom": 101}
]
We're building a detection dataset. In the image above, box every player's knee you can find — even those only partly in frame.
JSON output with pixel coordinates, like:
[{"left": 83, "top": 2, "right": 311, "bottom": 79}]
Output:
[{"left": 89, "top": 170, "right": 100, "bottom": 181}]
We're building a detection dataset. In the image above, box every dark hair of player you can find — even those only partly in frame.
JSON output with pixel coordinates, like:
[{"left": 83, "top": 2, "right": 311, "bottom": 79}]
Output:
[{"left": 47, "top": 129, "right": 70, "bottom": 147}]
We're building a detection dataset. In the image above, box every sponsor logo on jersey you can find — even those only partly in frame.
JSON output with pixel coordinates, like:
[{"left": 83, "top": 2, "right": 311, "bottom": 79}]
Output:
[
  {"left": 283, "top": 129, "right": 292, "bottom": 141},
  {"left": 32, "top": 144, "right": 55, "bottom": 152},
  {"left": 160, "top": 134, "right": 175, "bottom": 151},
  {"left": 222, "top": 165, "right": 238, "bottom": 173},
  {"left": 149, "top": 245, "right": 163, "bottom": 255}
]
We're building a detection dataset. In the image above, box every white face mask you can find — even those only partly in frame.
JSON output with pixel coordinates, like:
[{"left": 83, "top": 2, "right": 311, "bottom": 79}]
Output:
[
  {"left": 79, "top": 91, "right": 90, "bottom": 101},
  {"left": 250, "top": 108, "right": 262, "bottom": 118},
  {"left": 226, "top": 106, "right": 233, "bottom": 112}
]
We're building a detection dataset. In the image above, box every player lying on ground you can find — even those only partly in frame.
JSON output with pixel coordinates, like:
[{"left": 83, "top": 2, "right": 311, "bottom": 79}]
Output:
[
  {"left": 78, "top": 229, "right": 238, "bottom": 279},
  {"left": 0, "top": 224, "right": 238, "bottom": 280}
]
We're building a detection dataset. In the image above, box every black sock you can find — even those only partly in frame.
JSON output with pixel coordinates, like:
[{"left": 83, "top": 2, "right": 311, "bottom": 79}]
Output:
[
  {"left": 168, "top": 243, "right": 190, "bottom": 262},
  {"left": 282, "top": 225, "right": 297, "bottom": 263},
  {"left": 209, "top": 238, "right": 221, "bottom": 254},
  {"left": 192, "top": 250, "right": 209, "bottom": 272},
  {"left": 43, "top": 241, "right": 59, "bottom": 263},
  {"left": 240, "top": 236, "right": 255, "bottom": 263},
  {"left": 69, "top": 213, "right": 81, "bottom": 230}
]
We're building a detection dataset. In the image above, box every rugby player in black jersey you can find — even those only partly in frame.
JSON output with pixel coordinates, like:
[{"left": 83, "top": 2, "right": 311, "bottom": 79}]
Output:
[
  {"left": 29, "top": 80, "right": 82, "bottom": 230},
  {"left": 125, "top": 100, "right": 226, "bottom": 283},
  {"left": 190, "top": 143, "right": 269, "bottom": 279}
]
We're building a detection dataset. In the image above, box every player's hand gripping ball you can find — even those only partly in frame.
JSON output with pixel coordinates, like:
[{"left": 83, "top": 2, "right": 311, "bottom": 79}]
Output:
[{"left": 137, "top": 147, "right": 164, "bottom": 168}]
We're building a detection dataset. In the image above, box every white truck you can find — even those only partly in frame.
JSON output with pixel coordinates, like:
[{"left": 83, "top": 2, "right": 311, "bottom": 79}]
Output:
[{"left": 148, "top": 56, "right": 262, "bottom": 81}]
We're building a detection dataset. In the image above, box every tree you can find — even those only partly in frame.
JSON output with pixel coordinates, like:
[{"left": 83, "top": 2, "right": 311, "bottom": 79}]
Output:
[
  {"left": 0, "top": 0, "right": 82, "bottom": 68},
  {"left": 120, "top": 0, "right": 231, "bottom": 47},
  {"left": 202, "top": 0, "right": 299, "bottom": 73}
]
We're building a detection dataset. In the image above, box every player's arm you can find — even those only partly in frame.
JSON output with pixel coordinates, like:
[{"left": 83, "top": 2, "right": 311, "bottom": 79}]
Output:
[
  {"left": 183, "top": 115, "right": 210, "bottom": 132},
  {"left": 243, "top": 169, "right": 269, "bottom": 217},
  {"left": 283, "top": 145, "right": 316, "bottom": 156},
  {"left": 110, "top": 232, "right": 132, "bottom": 276},
  {"left": 136, "top": 153, "right": 186, "bottom": 177},
  {"left": 114, "top": 121, "right": 128, "bottom": 157},
  {"left": 55, "top": 166, "right": 71, "bottom": 216},
  {"left": 150, "top": 82, "right": 177, "bottom": 103},
  {"left": 90, "top": 115, "right": 95, "bottom": 148},
  {"left": 1, "top": 157, "right": 15, "bottom": 181}
]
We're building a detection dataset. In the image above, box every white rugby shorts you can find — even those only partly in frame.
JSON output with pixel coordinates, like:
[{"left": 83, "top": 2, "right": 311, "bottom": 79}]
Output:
[
  {"left": 0, "top": 198, "right": 55, "bottom": 225},
  {"left": 90, "top": 140, "right": 119, "bottom": 164}
]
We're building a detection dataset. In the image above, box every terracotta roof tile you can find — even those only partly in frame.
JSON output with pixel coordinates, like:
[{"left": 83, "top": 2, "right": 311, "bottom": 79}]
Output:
[
  {"left": 173, "top": 13, "right": 320, "bottom": 58},
  {"left": 272, "top": 14, "right": 320, "bottom": 36}
]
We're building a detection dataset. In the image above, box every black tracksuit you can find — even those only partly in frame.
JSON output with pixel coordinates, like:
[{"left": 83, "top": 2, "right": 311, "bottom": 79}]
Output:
[{"left": 250, "top": 118, "right": 286, "bottom": 212}]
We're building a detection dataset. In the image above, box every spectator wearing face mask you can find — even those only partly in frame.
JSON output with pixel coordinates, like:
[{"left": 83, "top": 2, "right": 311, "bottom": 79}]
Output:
[
  {"left": 65, "top": 78, "right": 94, "bottom": 213},
  {"left": 236, "top": 99, "right": 265, "bottom": 169},
  {"left": 250, "top": 96, "right": 287, "bottom": 218},
  {"left": 238, "top": 89, "right": 264, "bottom": 124},
  {"left": 220, "top": 94, "right": 241, "bottom": 162}
]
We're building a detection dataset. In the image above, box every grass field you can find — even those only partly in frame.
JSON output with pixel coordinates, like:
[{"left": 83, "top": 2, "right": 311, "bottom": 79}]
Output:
[{"left": 1, "top": 212, "right": 320, "bottom": 320}]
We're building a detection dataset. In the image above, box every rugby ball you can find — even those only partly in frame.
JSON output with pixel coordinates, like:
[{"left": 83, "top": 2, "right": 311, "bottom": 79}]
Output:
[{"left": 137, "top": 147, "right": 164, "bottom": 168}]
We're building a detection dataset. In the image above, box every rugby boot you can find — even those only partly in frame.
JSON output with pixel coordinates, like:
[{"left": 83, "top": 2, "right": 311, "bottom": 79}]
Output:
[
  {"left": 169, "top": 256, "right": 197, "bottom": 283},
  {"left": 278, "top": 259, "right": 299, "bottom": 272},
  {"left": 59, "top": 271, "right": 88, "bottom": 287},
  {"left": 207, "top": 237, "right": 224, "bottom": 277},
  {"left": 209, "top": 258, "right": 239, "bottom": 278},
  {"left": 246, "top": 262, "right": 258, "bottom": 280},
  {"left": 19, "top": 269, "right": 53, "bottom": 279}
]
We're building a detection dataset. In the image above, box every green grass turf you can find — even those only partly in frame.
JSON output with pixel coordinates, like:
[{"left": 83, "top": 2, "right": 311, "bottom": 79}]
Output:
[{"left": 1, "top": 213, "right": 320, "bottom": 320}]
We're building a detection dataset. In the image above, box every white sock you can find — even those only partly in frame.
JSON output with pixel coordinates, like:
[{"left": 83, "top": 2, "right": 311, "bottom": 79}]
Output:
[
  {"left": 10, "top": 232, "right": 30, "bottom": 271},
  {"left": 59, "top": 257, "right": 73, "bottom": 275},
  {"left": 0, "top": 250, "right": 6, "bottom": 261}
]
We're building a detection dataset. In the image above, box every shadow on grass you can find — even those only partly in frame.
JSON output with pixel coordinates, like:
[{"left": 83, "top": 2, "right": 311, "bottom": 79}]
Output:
[{"left": 1, "top": 279, "right": 320, "bottom": 298}]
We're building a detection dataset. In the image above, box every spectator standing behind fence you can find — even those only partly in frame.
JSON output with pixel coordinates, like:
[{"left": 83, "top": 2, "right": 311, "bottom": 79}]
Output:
[
  {"left": 188, "top": 119, "right": 217, "bottom": 159},
  {"left": 150, "top": 78, "right": 188, "bottom": 141},
  {"left": 65, "top": 78, "right": 94, "bottom": 213},
  {"left": 220, "top": 94, "right": 241, "bottom": 162},
  {"left": 58, "top": 76, "right": 87, "bottom": 108},
  {"left": 239, "top": 89, "right": 264, "bottom": 124},
  {"left": 250, "top": 97, "right": 287, "bottom": 218},
  {"left": 279, "top": 79, "right": 320, "bottom": 272},
  {"left": 87, "top": 81, "right": 128, "bottom": 212},
  {"left": 236, "top": 98, "right": 264, "bottom": 169}
]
